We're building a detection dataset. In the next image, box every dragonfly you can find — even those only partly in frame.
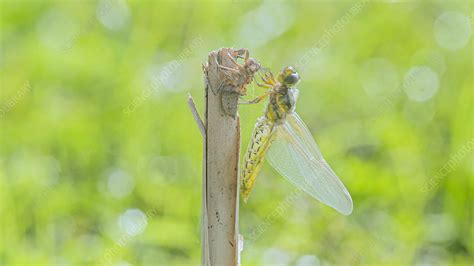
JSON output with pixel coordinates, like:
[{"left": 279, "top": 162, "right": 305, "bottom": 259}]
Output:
[{"left": 240, "top": 66, "right": 353, "bottom": 215}]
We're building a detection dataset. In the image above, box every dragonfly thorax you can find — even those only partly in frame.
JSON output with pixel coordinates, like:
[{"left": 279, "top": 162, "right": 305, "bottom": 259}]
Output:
[{"left": 266, "top": 87, "right": 299, "bottom": 122}]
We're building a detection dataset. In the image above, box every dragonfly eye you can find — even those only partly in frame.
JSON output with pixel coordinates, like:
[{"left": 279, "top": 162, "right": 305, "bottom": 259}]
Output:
[
  {"left": 283, "top": 73, "right": 300, "bottom": 86},
  {"left": 279, "top": 66, "right": 300, "bottom": 86}
]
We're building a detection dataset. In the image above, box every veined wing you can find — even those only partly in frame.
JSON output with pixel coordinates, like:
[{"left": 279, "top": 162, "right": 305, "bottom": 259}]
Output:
[{"left": 266, "top": 113, "right": 353, "bottom": 215}]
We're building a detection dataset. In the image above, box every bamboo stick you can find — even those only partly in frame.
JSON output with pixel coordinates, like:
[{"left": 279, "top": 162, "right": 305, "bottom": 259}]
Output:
[
  {"left": 203, "top": 48, "right": 241, "bottom": 265},
  {"left": 190, "top": 47, "right": 258, "bottom": 265}
]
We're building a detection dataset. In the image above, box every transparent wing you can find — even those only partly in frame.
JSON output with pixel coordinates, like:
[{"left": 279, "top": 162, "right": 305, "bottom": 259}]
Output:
[{"left": 266, "top": 113, "right": 353, "bottom": 215}]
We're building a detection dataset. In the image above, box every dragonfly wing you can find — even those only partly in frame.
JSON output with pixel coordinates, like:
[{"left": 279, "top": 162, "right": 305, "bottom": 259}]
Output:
[{"left": 266, "top": 113, "right": 353, "bottom": 215}]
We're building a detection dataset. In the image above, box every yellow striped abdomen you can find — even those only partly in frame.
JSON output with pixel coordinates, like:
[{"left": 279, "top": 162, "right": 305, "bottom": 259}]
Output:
[{"left": 241, "top": 117, "right": 275, "bottom": 201}]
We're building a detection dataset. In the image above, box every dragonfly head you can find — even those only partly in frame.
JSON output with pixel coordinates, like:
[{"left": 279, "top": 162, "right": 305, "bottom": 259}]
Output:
[{"left": 278, "top": 66, "right": 300, "bottom": 87}]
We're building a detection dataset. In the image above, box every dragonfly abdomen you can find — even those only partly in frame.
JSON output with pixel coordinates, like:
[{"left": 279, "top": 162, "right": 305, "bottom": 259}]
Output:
[{"left": 241, "top": 117, "right": 275, "bottom": 201}]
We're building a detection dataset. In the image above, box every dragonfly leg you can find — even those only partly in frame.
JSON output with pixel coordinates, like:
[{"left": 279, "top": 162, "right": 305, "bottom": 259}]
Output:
[
  {"left": 264, "top": 71, "right": 276, "bottom": 84},
  {"left": 257, "top": 70, "right": 275, "bottom": 86},
  {"left": 255, "top": 82, "right": 273, "bottom": 89},
  {"left": 239, "top": 93, "right": 269, "bottom": 105}
]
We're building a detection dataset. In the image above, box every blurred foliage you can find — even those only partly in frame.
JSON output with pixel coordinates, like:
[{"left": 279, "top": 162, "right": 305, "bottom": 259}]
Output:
[{"left": 0, "top": 0, "right": 473, "bottom": 265}]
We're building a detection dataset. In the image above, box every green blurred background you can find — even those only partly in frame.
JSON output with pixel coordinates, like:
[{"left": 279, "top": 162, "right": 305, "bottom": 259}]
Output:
[{"left": 1, "top": 0, "right": 472, "bottom": 265}]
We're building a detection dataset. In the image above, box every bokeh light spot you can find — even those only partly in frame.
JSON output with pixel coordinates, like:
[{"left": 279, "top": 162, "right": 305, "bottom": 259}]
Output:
[
  {"left": 96, "top": 0, "right": 131, "bottom": 31},
  {"left": 107, "top": 169, "right": 134, "bottom": 198},
  {"left": 433, "top": 11, "right": 472, "bottom": 51},
  {"left": 118, "top": 209, "right": 148, "bottom": 236},
  {"left": 237, "top": 0, "right": 294, "bottom": 48},
  {"left": 403, "top": 66, "right": 439, "bottom": 102}
]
